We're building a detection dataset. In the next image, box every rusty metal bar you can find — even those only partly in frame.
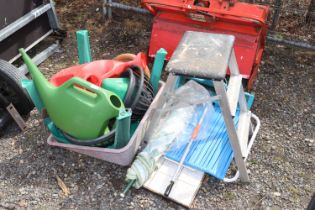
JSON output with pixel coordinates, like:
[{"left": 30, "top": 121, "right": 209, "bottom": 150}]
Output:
[
  {"left": 6, "top": 103, "right": 26, "bottom": 131},
  {"left": 267, "top": 36, "right": 315, "bottom": 51},
  {"left": 103, "top": 0, "right": 149, "bottom": 18}
]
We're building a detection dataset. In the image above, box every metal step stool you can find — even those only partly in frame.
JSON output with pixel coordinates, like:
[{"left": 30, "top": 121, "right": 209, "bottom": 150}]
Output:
[{"left": 165, "top": 31, "right": 261, "bottom": 182}]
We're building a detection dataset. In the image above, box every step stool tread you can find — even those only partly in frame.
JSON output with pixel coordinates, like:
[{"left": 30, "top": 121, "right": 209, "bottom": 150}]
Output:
[{"left": 166, "top": 32, "right": 235, "bottom": 80}]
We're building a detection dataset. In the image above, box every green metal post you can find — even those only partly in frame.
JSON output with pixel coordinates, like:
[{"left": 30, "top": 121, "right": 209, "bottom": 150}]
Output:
[
  {"left": 76, "top": 30, "right": 92, "bottom": 64},
  {"left": 150, "top": 48, "right": 167, "bottom": 94},
  {"left": 120, "top": 179, "right": 136, "bottom": 198}
]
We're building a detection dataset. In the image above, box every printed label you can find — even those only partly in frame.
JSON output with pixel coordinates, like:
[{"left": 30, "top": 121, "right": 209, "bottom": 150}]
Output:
[{"left": 189, "top": 13, "right": 207, "bottom": 22}]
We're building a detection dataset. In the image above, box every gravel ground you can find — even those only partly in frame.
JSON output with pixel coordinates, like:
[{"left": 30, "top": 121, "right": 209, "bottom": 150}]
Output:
[{"left": 0, "top": 1, "right": 314, "bottom": 209}]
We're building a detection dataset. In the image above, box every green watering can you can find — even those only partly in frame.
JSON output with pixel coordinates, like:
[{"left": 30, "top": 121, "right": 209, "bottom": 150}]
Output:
[{"left": 19, "top": 49, "right": 124, "bottom": 140}]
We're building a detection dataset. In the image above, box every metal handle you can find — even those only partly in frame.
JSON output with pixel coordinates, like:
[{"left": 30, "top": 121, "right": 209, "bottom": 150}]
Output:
[
  {"left": 164, "top": 181, "right": 174, "bottom": 197},
  {"left": 223, "top": 113, "right": 261, "bottom": 182},
  {"left": 64, "top": 77, "right": 103, "bottom": 100}
]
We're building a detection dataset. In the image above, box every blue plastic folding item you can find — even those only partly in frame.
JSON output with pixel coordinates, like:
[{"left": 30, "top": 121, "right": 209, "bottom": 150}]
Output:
[
  {"left": 165, "top": 89, "right": 255, "bottom": 181},
  {"left": 166, "top": 105, "right": 240, "bottom": 180},
  {"left": 165, "top": 83, "right": 255, "bottom": 180}
]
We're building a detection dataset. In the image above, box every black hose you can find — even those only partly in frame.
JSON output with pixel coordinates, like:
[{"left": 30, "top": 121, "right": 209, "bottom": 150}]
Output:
[
  {"left": 126, "top": 66, "right": 154, "bottom": 121},
  {"left": 123, "top": 68, "right": 136, "bottom": 107},
  {"left": 62, "top": 129, "right": 116, "bottom": 146},
  {"left": 130, "top": 66, "right": 144, "bottom": 109}
]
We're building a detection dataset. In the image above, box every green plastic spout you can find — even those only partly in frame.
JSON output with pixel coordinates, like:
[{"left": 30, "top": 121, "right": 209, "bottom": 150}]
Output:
[
  {"left": 19, "top": 48, "right": 124, "bottom": 140},
  {"left": 19, "top": 49, "right": 55, "bottom": 95}
]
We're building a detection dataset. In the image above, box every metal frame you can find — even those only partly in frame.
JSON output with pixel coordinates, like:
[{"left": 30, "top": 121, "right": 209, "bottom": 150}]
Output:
[
  {"left": 19, "top": 42, "right": 60, "bottom": 75},
  {"left": 213, "top": 81, "right": 249, "bottom": 182},
  {"left": 224, "top": 113, "right": 261, "bottom": 182},
  {"left": 9, "top": 30, "right": 54, "bottom": 64},
  {"left": 47, "top": 0, "right": 61, "bottom": 30},
  {"left": 211, "top": 48, "right": 260, "bottom": 182},
  {"left": 0, "top": 4, "right": 52, "bottom": 42},
  {"left": 270, "top": 0, "right": 282, "bottom": 30},
  {"left": 0, "top": 1, "right": 61, "bottom": 73}
]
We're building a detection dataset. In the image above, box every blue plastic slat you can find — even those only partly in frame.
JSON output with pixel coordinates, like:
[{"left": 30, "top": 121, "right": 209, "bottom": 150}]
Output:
[{"left": 166, "top": 105, "right": 240, "bottom": 180}]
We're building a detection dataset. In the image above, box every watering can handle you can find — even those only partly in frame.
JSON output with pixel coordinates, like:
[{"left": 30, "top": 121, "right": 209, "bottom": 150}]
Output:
[{"left": 62, "top": 77, "right": 104, "bottom": 98}]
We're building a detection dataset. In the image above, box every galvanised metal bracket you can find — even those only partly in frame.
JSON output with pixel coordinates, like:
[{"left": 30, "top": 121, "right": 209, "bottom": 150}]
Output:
[{"left": 6, "top": 103, "right": 26, "bottom": 131}]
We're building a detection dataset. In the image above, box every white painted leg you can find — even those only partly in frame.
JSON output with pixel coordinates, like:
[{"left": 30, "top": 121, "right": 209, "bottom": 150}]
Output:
[
  {"left": 228, "top": 50, "right": 240, "bottom": 76},
  {"left": 213, "top": 80, "right": 249, "bottom": 182}
]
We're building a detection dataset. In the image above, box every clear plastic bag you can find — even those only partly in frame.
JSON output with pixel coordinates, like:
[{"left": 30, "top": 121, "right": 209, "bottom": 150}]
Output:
[
  {"left": 161, "top": 80, "right": 212, "bottom": 112},
  {"left": 126, "top": 80, "right": 213, "bottom": 188},
  {"left": 150, "top": 80, "right": 215, "bottom": 151},
  {"left": 167, "top": 102, "right": 214, "bottom": 152}
]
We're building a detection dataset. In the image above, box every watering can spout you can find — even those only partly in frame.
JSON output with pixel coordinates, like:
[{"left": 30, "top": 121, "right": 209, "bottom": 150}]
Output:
[
  {"left": 19, "top": 48, "right": 54, "bottom": 91},
  {"left": 19, "top": 48, "right": 46, "bottom": 81}
]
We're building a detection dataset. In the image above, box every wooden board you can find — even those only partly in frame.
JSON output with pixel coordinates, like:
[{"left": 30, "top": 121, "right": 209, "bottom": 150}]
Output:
[{"left": 144, "top": 158, "right": 204, "bottom": 208}]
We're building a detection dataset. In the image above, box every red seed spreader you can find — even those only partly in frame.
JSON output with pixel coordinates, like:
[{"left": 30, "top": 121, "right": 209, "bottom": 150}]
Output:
[{"left": 142, "top": 0, "right": 269, "bottom": 89}]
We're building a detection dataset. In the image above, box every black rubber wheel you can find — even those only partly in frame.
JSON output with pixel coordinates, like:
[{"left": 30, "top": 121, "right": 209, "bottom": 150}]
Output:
[
  {"left": 0, "top": 108, "right": 12, "bottom": 132},
  {"left": 307, "top": 193, "right": 315, "bottom": 210},
  {"left": 0, "top": 59, "right": 34, "bottom": 116}
]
